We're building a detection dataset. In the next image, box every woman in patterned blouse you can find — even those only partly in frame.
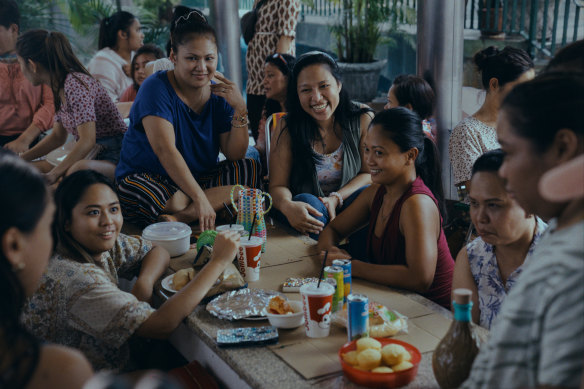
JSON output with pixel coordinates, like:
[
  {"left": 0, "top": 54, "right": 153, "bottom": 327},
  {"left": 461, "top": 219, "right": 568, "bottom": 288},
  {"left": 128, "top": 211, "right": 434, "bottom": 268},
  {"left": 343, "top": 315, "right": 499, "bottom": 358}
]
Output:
[
  {"left": 452, "top": 149, "right": 546, "bottom": 329},
  {"left": 22, "top": 170, "right": 240, "bottom": 371},
  {"left": 17, "top": 30, "right": 127, "bottom": 184}
]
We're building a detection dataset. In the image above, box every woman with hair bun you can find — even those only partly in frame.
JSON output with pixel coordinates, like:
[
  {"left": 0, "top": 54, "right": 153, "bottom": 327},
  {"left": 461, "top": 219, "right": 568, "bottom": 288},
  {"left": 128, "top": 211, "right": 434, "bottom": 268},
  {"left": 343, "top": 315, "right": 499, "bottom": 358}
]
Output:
[
  {"left": 115, "top": 9, "right": 260, "bottom": 230},
  {"left": 16, "top": 30, "right": 127, "bottom": 184},
  {"left": 449, "top": 46, "right": 534, "bottom": 197},
  {"left": 87, "top": 11, "right": 144, "bottom": 102}
]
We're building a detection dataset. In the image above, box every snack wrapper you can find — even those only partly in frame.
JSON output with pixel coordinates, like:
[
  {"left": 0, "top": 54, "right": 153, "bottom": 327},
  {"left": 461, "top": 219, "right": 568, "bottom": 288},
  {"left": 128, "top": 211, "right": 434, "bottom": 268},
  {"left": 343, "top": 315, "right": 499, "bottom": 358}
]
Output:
[{"left": 332, "top": 301, "right": 408, "bottom": 337}]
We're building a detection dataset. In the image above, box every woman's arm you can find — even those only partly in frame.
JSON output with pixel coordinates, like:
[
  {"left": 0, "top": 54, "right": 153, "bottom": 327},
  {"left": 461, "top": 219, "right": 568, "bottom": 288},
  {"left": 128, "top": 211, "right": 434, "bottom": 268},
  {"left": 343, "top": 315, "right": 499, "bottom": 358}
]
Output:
[
  {"left": 4, "top": 124, "right": 42, "bottom": 154},
  {"left": 320, "top": 111, "right": 374, "bottom": 219},
  {"left": 27, "top": 344, "right": 93, "bottom": 389},
  {"left": 452, "top": 247, "right": 480, "bottom": 324},
  {"left": 20, "top": 121, "right": 68, "bottom": 162},
  {"left": 269, "top": 118, "right": 324, "bottom": 235},
  {"left": 142, "top": 115, "right": 215, "bottom": 230},
  {"left": 131, "top": 246, "right": 171, "bottom": 303},
  {"left": 317, "top": 184, "right": 375, "bottom": 253},
  {"left": 351, "top": 194, "right": 441, "bottom": 293},
  {"left": 45, "top": 121, "right": 96, "bottom": 184},
  {"left": 135, "top": 231, "right": 239, "bottom": 338}
]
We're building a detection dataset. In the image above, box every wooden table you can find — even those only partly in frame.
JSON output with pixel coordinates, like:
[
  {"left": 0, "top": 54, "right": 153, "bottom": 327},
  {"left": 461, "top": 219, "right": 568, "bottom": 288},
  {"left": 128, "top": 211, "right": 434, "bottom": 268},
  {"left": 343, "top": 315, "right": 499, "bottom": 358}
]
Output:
[{"left": 157, "top": 223, "right": 488, "bottom": 388}]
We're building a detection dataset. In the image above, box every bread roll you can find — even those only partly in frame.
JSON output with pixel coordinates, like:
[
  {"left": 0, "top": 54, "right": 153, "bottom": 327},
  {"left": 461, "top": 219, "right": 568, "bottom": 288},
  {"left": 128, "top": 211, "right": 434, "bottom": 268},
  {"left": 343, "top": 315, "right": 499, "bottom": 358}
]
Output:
[
  {"left": 371, "top": 366, "right": 394, "bottom": 373},
  {"left": 342, "top": 350, "right": 359, "bottom": 366},
  {"left": 381, "top": 343, "right": 409, "bottom": 366},
  {"left": 172, "top": 268, "right": 195, "bottom": 290},
  {"left": 357, "top": 348, "right": 382, "bottom": 370},
  {"left": 391, "top": 360, "right": 414, "bottom": 372},
  {"left": 356, "top": 337, "right": 382, "bottom": 352}
]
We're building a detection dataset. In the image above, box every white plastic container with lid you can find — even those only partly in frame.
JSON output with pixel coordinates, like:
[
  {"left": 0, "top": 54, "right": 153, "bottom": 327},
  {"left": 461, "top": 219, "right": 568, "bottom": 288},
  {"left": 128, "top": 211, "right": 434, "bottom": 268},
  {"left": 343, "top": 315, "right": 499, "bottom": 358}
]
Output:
[{"left": 142, "top": 222, "right": 191, "bottom": 257}]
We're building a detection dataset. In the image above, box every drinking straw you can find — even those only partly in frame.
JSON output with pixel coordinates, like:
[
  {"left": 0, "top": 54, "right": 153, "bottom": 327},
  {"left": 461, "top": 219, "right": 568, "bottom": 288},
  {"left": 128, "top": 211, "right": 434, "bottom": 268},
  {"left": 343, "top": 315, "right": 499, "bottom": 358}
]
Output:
[
  {"left": 317, "top": 250, "right": 328, "bottom": 288},
  {"left": 223, "top": 202, "right": 234, "bottom": 227},
  {"left": 248, "top": 213, "right": 257, "bottom": 241}
]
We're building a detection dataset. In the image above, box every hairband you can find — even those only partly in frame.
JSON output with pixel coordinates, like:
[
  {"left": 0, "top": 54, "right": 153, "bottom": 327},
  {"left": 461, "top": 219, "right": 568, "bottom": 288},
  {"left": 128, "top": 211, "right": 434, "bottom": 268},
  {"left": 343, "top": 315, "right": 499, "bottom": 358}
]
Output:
[{"left": 175, "top": 9, "right": 207, "bottom": 28}]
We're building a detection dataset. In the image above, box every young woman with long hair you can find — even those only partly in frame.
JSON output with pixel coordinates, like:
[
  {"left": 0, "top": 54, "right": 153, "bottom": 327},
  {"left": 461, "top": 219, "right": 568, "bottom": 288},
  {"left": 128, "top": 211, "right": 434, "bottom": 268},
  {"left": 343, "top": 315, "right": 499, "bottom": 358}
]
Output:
[
  {"left": 87, "top": 11, "right": 144, "bottom": 102},
  {"left": 115, "top": 9, "right": 260, "bottom": 230},
  {"left": 269, "top": 51, "right": 373, "bottom": 238},
  {"left": 317, "top": 108, "right": 454, "bottom": 308},
  {"left": 22, "top": 170, "right": 240, "bottom": 371},
  {"left": 16, "top": 30, "right": 127, "bottom": 184},
  {"left": 0, "top": 149, "right": 93, "bottom": 388}
]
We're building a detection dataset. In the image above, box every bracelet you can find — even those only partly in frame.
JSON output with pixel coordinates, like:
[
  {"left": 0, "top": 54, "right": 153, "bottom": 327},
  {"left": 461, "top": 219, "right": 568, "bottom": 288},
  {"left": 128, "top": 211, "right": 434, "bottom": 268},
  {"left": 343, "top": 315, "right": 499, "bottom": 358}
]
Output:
[
  {"left": 231, "top": 119, "right": 249, "bottom": 128},
  {"left": 232, "top": 110, "right": 248, "bottom": 126},
  {"left": 329, "top": 191, "right": 343, "bottom": 208}
]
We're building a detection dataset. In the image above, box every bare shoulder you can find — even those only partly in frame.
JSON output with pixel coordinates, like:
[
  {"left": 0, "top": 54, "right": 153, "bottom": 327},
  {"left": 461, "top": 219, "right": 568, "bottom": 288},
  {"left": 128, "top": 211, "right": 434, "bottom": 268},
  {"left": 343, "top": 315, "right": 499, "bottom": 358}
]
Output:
[
  {"left": 27, "top": 344, "right": 93, "bottom": 389},
  {"left": 401, "top": 193, "right": 440, "bottom": 224}
]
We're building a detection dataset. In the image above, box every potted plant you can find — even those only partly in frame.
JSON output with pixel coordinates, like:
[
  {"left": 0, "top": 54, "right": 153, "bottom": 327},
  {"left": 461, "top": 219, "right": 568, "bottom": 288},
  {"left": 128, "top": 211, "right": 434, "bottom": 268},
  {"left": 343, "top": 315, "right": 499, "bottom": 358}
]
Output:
[{"left": 325, "top": 0, "right": 415, "bottom": 102}]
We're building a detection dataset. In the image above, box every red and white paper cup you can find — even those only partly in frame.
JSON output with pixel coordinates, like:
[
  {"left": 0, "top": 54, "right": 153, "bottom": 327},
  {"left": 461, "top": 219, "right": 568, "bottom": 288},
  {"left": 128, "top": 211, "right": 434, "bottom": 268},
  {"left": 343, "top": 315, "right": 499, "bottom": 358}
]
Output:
[
  {"left": 236, "top": 236, "right": 263, "bottom": 282},
  {"left": 300, "top": 282, "right": 335, "bottom": 338}
]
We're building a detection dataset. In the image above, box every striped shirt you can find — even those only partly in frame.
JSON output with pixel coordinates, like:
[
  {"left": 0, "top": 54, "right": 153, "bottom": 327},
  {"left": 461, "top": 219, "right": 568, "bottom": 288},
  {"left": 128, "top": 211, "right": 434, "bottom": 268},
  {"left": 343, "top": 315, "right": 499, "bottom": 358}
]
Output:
[{"left": 462, "top": 219, "right": 584, "bottom": 389}]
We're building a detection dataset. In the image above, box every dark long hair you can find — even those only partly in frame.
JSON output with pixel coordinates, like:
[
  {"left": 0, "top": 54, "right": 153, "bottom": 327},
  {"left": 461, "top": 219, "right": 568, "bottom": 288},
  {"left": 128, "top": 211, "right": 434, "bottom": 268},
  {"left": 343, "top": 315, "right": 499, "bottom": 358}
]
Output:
[
  {"left": 0, "top": 149, "right": 48, "bottom": 331},
  {"left": 170, "top": 8, "right": 216, "bottom": 54},
  {"left": 54, "top": 170, "right": 118, "bottom": 272},
  {"left": 16, "top": 30, "right": 91, "bottom": 112},
  {"left": 131, "top": 43, "right": 164, "bottom": 90},
  {"left": 98, "top": 11, "right": 136, "bottom": 50},
  {"left": 283, "top": 51, "right": 371, "bottom": 192},
  {"left": 391, "top": 74, "right": 435, "bottom": 120},
  {"left": 474, "top": 46, "right": 534, "bottom": 90},
  {"left": 264, "top": 53, "right": 296, "bottom": 116},
  {"left": 371, "top": 108, "right": 446, "bottom": 219}
]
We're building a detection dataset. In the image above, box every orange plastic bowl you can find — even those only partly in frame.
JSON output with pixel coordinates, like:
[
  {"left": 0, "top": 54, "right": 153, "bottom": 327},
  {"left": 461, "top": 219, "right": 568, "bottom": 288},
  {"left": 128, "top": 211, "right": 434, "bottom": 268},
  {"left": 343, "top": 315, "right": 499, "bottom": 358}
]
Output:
[{"left": 338, "top": 338, "right": 422, "bottom": 388}]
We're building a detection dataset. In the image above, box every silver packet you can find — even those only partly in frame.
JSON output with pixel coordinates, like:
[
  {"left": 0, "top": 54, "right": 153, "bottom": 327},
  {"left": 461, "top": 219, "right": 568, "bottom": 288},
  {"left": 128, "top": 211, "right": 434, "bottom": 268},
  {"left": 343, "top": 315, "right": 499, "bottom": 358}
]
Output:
[{"left": 206, "top": 288, "right": 284, "bottom": 320}]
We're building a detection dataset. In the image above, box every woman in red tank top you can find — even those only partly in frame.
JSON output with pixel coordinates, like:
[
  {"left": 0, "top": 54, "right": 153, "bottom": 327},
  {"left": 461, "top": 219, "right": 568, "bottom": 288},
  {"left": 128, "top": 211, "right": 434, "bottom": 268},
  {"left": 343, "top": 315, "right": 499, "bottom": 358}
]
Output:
[{"left": 317, "top": 108, "right": 454, "bottom": 308}]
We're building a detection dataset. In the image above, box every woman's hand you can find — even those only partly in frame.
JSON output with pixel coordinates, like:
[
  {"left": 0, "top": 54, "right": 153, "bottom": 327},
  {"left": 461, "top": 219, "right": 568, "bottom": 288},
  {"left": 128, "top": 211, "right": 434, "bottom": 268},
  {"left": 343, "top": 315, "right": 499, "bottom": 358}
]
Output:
[
  {"left": 284, "top": 201, "right": 324, "bottom": 236},
  {"left": 320, "top": 248, "right": 351, "bottom": 266},
  {"left": 189, "top": 195, "right": 216, "bottom": 232},
  {"left": 210, "top": 74, "right": 246, "bottom": 113},
  {"left": 4, "top": 138, "right": 30, "bottom": 154},
  {"left": 210, "top": 231, "right": 240, "bottom": 266},
  {"left": 319, "top": 196, "right": 340, "bottom": 221},
  {"left": 44, "top": 170, "right": 60, "bottom": 186}
]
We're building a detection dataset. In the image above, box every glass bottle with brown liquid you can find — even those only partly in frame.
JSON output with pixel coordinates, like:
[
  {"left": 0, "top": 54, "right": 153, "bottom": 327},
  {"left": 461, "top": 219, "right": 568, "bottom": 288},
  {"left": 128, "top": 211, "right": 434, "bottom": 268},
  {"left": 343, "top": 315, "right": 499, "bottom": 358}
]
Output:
[{"left": 432, "top": 288, "right": 480, "bottom": 388}]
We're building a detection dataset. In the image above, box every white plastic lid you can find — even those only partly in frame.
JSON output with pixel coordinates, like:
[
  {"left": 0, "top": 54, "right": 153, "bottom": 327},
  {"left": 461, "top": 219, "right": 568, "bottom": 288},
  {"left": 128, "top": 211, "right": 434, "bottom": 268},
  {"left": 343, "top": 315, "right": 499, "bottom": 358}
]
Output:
[{"left": 142, "top": 222, "right": 191, "bottom": 241}]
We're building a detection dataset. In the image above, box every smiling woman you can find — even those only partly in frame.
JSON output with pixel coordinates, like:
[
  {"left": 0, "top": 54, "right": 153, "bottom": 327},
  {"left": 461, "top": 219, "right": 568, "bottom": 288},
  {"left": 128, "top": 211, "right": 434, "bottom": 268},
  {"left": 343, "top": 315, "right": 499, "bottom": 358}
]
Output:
[{"left": 115, "top": 8, "right": 261, "bottom": 230}]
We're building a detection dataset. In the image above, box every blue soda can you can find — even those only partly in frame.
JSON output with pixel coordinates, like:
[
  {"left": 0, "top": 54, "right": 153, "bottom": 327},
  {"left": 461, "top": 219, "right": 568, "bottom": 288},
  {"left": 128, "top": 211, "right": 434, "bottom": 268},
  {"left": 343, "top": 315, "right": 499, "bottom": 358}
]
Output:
[
  {"left": 347, "top": 293, "right": 369, "bottom": 341},
  {"left": 332, "top": 259, "right": 351, "bottom": 305}
]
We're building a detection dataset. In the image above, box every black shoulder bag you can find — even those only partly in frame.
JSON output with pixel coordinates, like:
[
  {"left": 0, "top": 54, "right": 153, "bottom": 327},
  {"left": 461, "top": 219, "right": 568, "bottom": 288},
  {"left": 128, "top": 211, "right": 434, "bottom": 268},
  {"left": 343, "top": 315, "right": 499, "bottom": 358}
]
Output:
[{"left": 241, "top": 0, "right": 268, "bottom": 45}]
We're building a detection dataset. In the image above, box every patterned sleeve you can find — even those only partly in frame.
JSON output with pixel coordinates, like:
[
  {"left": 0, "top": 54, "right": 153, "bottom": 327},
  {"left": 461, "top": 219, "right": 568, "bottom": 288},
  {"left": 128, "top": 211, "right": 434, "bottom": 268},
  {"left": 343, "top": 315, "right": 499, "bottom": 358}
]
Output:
[
  {"left": 448, "top": 120, "right": 483, "bottom": 185},
  {"left": 64, "top": 75, "right": 97, "bottom": 128},
  {"left": 66, "top": 266, "right": 155, "bottom": 348},
  {"left": 277, "top": 0, "right": 300, "bottom": 37},
  {"left": 113, "top": 234, "right": 153, "bottom": 278}
]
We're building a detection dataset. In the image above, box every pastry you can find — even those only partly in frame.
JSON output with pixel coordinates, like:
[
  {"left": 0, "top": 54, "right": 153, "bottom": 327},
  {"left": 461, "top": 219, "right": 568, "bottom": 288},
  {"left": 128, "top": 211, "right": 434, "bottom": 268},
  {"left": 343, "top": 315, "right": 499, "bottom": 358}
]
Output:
[
  {"left": 356, "top": 337, "right": 382, "bottom": 352},
  {"left": 172, "top": 268, "right": 195, "bottom": 290},
  {"left": 357, "top": 348, "right": 382, "bottom": 370},
  {"left": 381, "top": 343, "right": 410, "bottom": 366}
]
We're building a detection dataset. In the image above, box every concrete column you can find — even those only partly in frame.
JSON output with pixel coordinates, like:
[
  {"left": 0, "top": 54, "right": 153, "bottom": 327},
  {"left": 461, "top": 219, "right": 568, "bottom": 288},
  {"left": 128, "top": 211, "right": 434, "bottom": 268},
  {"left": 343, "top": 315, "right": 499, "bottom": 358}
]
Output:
[
  {"left": 210, "top": 0, "right": 243, "bottom": 90},
  {"left": 417, "top": 0, "right": 465, "bottom": 200}
]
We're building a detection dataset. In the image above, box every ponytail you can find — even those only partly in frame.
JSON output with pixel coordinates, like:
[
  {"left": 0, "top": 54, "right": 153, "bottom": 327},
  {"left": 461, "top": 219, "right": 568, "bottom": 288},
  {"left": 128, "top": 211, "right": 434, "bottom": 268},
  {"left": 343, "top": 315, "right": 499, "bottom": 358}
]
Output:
[
  {"left": 417, "top": 136, "right": 446, "bottom": 220},
  {"left": 16, "top": 30, "right": 90, "bottom": 111}
]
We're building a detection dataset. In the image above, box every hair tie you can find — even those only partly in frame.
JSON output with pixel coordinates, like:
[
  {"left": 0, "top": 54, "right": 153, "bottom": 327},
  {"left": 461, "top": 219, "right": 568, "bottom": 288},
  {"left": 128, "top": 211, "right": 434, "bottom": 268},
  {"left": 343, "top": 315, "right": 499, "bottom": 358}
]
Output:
[{"left": 174, "top": 9, "right": 207, "bottom": 28}]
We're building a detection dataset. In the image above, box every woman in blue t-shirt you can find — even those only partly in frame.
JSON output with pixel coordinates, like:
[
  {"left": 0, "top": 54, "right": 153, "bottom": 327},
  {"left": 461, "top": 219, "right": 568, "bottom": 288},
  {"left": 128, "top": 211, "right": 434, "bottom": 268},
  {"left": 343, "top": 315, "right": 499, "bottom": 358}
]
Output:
[{"left": 115, "top": 9, "right": 260, "bottom": 230}]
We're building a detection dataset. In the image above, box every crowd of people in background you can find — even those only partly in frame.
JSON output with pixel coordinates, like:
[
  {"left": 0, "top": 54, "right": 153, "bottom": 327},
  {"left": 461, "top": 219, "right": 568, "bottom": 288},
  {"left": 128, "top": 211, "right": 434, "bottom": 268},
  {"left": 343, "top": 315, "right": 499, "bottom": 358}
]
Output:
[{"left": 1, "top": 0, "right": 583, "bottom": 387}]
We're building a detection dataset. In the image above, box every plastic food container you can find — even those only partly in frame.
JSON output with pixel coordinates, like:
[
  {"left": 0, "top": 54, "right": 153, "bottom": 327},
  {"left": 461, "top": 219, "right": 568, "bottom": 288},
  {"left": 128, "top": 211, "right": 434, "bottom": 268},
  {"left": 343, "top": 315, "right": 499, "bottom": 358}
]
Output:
[
  {"left": 142, "top": 222, "right": 191, "bottom": 257},
  {"left": 266, "top": 301, "right": 305, "bottom": 329},
  {"left": 338, "top": 338, "right": 421, "bottom": 388}
]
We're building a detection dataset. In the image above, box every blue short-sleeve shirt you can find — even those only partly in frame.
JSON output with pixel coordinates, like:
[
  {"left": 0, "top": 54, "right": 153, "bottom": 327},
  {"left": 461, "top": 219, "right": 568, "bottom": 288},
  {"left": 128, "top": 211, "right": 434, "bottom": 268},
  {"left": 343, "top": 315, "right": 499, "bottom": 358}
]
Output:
[{"left": 115, "top": 71, "right": 233, "bottom": 181}]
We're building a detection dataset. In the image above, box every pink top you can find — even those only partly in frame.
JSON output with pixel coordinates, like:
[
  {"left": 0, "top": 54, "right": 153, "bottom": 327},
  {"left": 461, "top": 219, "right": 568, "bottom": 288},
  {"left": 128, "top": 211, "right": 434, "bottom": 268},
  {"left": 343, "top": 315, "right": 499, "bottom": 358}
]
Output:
[
  {"left": 367, "top": 177, "right": 454, "bottom": 309},
  {"left": 119, "top": 85, "right": 137, "bottom": 102},
  {"left": 56, "top": 72, "right": 126, "bottom": 140},
  {"left": 0, "top": 60, "right": 54, "bottom": 137}
]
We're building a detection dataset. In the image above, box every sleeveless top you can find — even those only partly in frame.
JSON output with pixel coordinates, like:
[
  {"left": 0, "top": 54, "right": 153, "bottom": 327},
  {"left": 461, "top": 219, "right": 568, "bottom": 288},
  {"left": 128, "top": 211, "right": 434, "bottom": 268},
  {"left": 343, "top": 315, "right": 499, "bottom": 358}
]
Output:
[
  {"left": 0, "top": 326, "right": 40, "bottom": 389},
  {"left": 366, "top": 176, "right": 455, "bottom": 309},
  {"left": 315, "top": 143, "right": 344, "bottom": 194},
  {"left": 290, "top": 103, "right": 365, "bottom": 197}
]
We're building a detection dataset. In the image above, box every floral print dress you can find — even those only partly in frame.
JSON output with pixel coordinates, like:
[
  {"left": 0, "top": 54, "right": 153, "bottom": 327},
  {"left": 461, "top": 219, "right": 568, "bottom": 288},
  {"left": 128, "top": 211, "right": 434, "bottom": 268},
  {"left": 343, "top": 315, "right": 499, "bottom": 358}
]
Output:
[
  {"left": 467, "top": 217, "right": 548, "bottom": 329},
  {"left": 21, "top": 234, "right": 155, "bottom": 371}
]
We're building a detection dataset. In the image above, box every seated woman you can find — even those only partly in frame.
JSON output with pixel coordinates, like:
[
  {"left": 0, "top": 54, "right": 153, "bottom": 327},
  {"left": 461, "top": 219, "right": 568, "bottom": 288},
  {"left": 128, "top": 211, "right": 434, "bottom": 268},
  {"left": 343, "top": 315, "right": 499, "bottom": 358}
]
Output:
[
  {"left": 270, "top": 51, "right": 373, "bottom": 237},
  {"left": 0, "top": 149, "right": 93, "bottom": 388},
  {"left": 452, "top": 149, "right": 547, "bottom": 329},
  {"left": 87, "top": 11, "right": 143, "bottom": 102},
  {"left": 119, "top": 43, "right": 165, "bottom": 103},
  {"left": 449, "top": 46, "right": 534, "bottom": 198},
  {"left": 385, "top": 74, "right": 436, "bottom": 141},
  {"left": 255, "top": 53, "right": 296, "bottom": 158},
  {"left": 317, "top": 108, "right": 454, "bottom": 309},
  {"left": 22, "top": 170, "right": 240, "bottom": 371},
  {"left": 115, "top": 10, "right": 260, "bottom": 230},
  {"left": 17, "top": 30, "right": 127, "bottom": 184}
]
